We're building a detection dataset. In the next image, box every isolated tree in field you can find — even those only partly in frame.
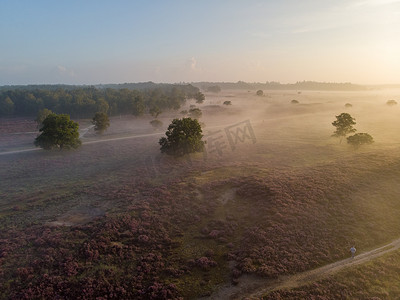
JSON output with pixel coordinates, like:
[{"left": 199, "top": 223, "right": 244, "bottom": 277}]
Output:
[
  {"left": 345, "top": 103, "right": 353, "bottom": 108},
  {"left": 223, "top": 100, "right": 232, "bottom": 105},
  {"left": 159, "top": 118, "right": 205, "bottom": 156},
  {"left": 35, "top": 108, "right": 53, "bottom": 128},
  {"left": 189, "top": 107, "right": 202, "bottom": 119},
  {"left": 332, "top": 113, "right": 356, "bottom": 142},
  {"left": 256, "top": 90, "right": 263, "bottom": 96},
  {"left": 347, "top": 133, "right": 374, "bottom": 148},
  {"left": 194, "top": 92, "right": 205, "bottom": 104},
  {"left": 92, "top": 112, "right": 110, "bottom": 134},
  {"left": 291, "top": 99, "right": 299, "bottom": 104},
  {"left": 34, "top": 114, "right": 81, "bottom": 150}
]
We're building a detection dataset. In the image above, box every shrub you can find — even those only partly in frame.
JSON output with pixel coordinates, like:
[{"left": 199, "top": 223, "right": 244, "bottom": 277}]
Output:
[
  {"left": 386, "top": 100, "right": 397, "bottom": 106},
  {"left": 347, "top": 133, "right": 374, "bottom": 148}
]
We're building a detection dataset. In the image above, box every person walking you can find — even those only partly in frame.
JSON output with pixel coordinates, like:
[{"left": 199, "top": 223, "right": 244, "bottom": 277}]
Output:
[{"left": 350, "top": 246, "right": 356, "bottom": 258}]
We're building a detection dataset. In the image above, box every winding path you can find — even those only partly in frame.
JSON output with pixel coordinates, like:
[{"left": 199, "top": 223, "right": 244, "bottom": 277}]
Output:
[{"left": 208, "top": 237, "right": 400, "bottom": 299}]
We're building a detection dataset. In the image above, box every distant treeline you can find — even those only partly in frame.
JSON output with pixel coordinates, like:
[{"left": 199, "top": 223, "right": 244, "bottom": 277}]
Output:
[
  {"left": 194, "top": 81, "right": 368, "bottom": 91},
  {"left": 0, "top": 83, "right": 199, "bottom": 117}
]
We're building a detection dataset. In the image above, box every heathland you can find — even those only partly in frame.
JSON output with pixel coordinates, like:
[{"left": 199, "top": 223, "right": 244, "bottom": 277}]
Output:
[{"left": 1, "top": 86, "right": 400, "bottom": 299}]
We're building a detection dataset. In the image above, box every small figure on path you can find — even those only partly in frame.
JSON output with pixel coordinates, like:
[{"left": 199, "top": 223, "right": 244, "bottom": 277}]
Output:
[{"left": 350, "top": 246, "right": 356, "bottom": 258}]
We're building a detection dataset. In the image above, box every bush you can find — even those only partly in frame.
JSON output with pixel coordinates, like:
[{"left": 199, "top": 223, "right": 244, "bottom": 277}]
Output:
[
  {"left": 386, "top": 100, "right": 397, "bottom": 106},
  {"left": 223, "top": 101, "right": 232, "bottom": 105},
  {"left": 347, "top": 133, "right": 374, "bottom": 148},
  {"left": 345, "top": 103, "right": 352, "bottom": 108},
  {"left": 291, "top": 99, "right": 299, "bottom": 104},
  {"left": 256, "top": 90, "right": 264, "bottom": 96}
]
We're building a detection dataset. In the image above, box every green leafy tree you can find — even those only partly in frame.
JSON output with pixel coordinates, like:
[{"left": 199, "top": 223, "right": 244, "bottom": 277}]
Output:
[
  {"left": 34, "top": 114, "right": 81, "bottom": 150},
  {"left": 92, "top": 112, "right": 110, "bottom": 134},
  {"left": 189, "top": 107, "right": 202, "bottom": 119},
  {"left": 332, "top": 113, "right": 356, "bottom": 142},
  {"left": 347, "top": 133, "right": 374, "bottom": 148},
  {"left": 256, "top": 90, "right": 264, "bottom": 96},
  {"left": 35, "top": 108, "right": 53, "bottom": 128},
  {"left": 159, "top": 118, "right": 205, "bottom": 156},
  {"left": 194, "top": 92, "right": 205, "bottom": 104}
]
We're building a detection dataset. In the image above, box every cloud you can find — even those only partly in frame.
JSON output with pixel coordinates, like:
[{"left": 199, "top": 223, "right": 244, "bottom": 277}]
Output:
[
  {"left": 351, "top": 0, "right": 400, "bottom": 7},
  {"left": 56, "top": 65, "right": 75, "bottom": 77},
  {"left": 186, "top": 57, "right": 198, "bottom": 71}
]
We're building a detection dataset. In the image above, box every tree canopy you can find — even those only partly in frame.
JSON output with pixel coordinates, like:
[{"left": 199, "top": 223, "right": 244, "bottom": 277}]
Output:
[
  {"left": 35, "top": 108, "right": 53, "bottom": 128},
  {"left": 189, "top": 108, "right": 202, "bottom": 119},
  {"left": 194, "top": 92, "right": 205, "bottom": 104},
  {"left": 206, "top": 85, "right": 221, "bottom": 93},
  {"left": 347, "top": 133, "right": 374, "bottom": 148},
  {"left": 0, "top": 84, "right": 199, "bottom": 118},
  {"left": 332, "top": 113, "right": 356, "bottom": 141},
  {"left": 256, "top": 90, "right": 264, "bottom": 96},
  {"left": 0, "top": 96, "right": 14, "bottom": 115},
  {"left": 92, "top": 112, "right": 110, "bottom": 134},
  {"left": 34, "top": 114, "right": 81, "bottom": 150},
  {"left": 159, "top": 118, "right": 205, "bottom": 156}
]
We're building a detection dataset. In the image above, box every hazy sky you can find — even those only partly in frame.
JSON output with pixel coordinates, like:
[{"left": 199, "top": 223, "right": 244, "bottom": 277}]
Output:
[{"left": 1, "top": 0, "right": 399, "bottom": 85}]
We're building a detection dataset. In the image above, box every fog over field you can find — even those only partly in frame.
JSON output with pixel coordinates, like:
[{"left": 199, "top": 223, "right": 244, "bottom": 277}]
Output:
[
  {"left": 2, "top": 86, "right": 400, "bottom": 298},
  {"left": 2, "top": 0, "right": 400, "bottom": 299}
]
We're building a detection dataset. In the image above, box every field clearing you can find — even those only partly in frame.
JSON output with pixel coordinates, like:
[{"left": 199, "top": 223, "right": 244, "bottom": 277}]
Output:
[{"left": 1, "top": 89, "right": 400, "bottom": 298}]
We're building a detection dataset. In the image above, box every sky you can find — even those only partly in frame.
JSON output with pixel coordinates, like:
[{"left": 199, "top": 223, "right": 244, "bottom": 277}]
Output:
[{"left": 0, "top": 0, "right": 399, "bottom": 85}]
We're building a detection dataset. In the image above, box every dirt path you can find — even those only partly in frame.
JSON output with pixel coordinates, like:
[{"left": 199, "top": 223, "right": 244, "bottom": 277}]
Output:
[
  {"left": 208, "top": 237, "right": 400, "bottom": 299},
  {"left": 0, "top": 132, "right": 164, "bottom": 156}
]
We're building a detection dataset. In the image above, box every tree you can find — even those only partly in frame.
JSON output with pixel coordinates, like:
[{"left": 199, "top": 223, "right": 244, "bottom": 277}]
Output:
[
  {"left": 386, "top": 100, "right": 397, "bottom": 106},
  {"left": 345, "top": 103, "right": 353, "bottom": 108},
  {"left": 194, "top": 92, "right": 205, "bottom": 104},
  {"left": 159, "top": 118, "right": 205, "bottom": 156},
  {"left": 291, "top": 99, "right": 299, "bottom": 104},
  {"left": 332, "top": 113, "right": 356, "bottom": 142},
  {"left": 189, "top": 108, "right": 202, "bottom": 119},
  {"left": 207, "top": 85, "right": 221, "bottom": 93},
  {"left": 223, "top": 100, "right": 232, "bottom": 105},
  {"left": 256, "top": 90, "right": 263, "bottom": 96},
  {"left": 35, "top": 108, "right": 53, "bottom": 128},
  {"left": 0, "top": 96, "right": 14, "bottom": 116},
  {"left": 34, "top": 114, "right": 81, "bottom": 150},
  {"left": 92, "top": 112, "right": 110, "bottom": 134},
  {"left": 149, "top": 106, "right": 162, "bottom": 118},
  {"left": 347, "top": 133, "right": 374, "bottom": 148}
]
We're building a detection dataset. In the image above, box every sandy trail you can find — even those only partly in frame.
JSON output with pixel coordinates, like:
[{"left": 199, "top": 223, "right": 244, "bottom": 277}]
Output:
[
  {"left": 209, "top": 237, "right": 400, "bottom": 299},
  {"left": 0, "top": 132, "right": 165, "bottom": 156}
]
